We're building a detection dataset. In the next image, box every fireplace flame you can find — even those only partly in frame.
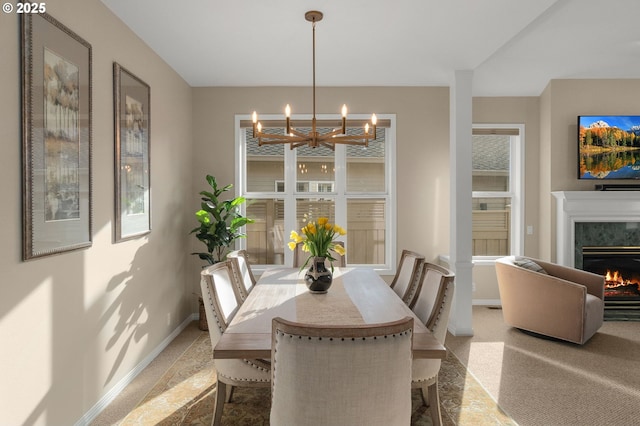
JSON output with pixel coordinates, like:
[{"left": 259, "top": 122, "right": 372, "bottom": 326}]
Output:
[{"left": 604, "top": 269, "right": 635, "bottom": 288}]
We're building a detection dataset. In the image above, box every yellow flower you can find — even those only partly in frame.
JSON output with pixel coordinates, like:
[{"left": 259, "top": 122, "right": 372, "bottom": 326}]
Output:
[
  {"left": 307, "top": 223, "right": 317, "bottom": 235},
  {"left": 289, "top": 219, "right": 347, "bottom": 269},
  {"left": 290, "top": 230, "right": 303, "bottom": 243}
]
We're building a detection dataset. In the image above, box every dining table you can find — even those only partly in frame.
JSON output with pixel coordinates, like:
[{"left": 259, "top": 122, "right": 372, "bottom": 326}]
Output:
[{"left": 213, "top": 266, "right": 447, "bottom": 360}]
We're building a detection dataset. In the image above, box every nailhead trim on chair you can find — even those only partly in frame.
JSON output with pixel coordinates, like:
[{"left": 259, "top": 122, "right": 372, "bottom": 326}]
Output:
[
  {"left": 201, "top": 277, "right": 226, "bottom": 333},
  {"left": 275, "top": 330, "right": 413, "bottom": 340},
  {"left": 218, "top": 372, "right": 271, "bottom": 382},
  {"left": 429, "top": 286, "right": 450, "bottom": 332}
]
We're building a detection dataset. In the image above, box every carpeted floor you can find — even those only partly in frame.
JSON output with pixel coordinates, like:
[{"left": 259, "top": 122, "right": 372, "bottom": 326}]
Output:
[
  {"left": 446, "top": 306, "right": 640, "bottom": 426},
  {"left": 117, "top": 331, "right": 515, "bottom": 425}
]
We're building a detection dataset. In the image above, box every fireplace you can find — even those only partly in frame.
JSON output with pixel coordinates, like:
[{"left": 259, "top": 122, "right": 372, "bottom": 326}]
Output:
[
  {"left": 553, "top": 191, "right": 640, "bottom": 310},
  {"left": 582, "top": 246, "right": 640, "bottom": 307}
]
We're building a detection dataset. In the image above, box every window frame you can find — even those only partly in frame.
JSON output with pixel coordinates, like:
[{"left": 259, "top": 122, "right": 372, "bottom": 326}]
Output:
[
  {"left": 235, "top": 113, "right": 397, "bottom": 275},
  {"left": 471, "top": 123, "right": 524, "bottom": 264}
]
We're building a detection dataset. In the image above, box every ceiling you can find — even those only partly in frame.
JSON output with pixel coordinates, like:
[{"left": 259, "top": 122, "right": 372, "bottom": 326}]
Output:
[{"left": 100, "top": 0, "right": 640, "bottom": 97}]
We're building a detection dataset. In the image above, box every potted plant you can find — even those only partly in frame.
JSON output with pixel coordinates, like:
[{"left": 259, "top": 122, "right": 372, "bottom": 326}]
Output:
[
  {"left": 288, "top": 217, "right": 346, "bottom": 293},
  {"left": 191, "top": 175, "right": 253, "bottom": 329}
]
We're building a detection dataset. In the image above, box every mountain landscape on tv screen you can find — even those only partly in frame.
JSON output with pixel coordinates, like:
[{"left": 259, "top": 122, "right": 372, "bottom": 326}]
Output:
[{"left": 578, "top": 116, "right": 640, "bottom": 179}]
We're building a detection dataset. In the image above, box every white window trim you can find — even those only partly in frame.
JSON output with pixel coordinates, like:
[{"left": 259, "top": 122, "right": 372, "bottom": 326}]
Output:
[
  {"left": 234, "top": 113, "right": 397, "bottom": 275},
  {"left": 472, "top": 123, "right": 524, "bottom": 265}
]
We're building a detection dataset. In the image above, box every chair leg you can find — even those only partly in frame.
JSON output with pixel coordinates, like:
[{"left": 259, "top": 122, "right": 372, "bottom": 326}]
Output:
[
  {"left": 420, "top": 384, "right": 429, "bottom": 406},
  {"left": 225, "top": 385, "right": 235, "bottom": 403},
  {"left": 213, "top": 380, "right": 226, "bottom": 426},
  {"left": 427, "top": 381, "right": 442, "bottom": 426}
]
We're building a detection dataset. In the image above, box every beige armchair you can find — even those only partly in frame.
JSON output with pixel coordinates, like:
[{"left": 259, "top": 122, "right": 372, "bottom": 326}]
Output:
[{"left": 495, "top": 256, "right": 604, "bottom": 345}]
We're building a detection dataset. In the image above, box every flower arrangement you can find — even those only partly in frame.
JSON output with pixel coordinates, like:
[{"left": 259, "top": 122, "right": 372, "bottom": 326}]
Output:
[{"left": 288, "top": 217, "right": 346, "bottom": 269}]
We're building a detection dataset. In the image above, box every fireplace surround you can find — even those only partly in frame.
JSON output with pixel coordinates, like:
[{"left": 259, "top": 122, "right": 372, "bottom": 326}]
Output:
[{"left": 552, "top": 191, "right": 640, "bottom": 308}]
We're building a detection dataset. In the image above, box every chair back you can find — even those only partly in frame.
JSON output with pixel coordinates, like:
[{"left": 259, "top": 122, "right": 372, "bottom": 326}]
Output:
[
  {"left": 390, "top": 250, "right": 425, "bottom": 306},
  {"left": 227, "top": 249, "right": 256, "bottom": 300},
  {"left": 292, "top": 241, "right": 346, "bottom": 268},
  {"left": 200, "top": 260, "right": 243, "bottom": 338},
  {"left": 412, "top": 262, "right": 455, "bottom": 342},
  {"left": 270, "top": 316, "right": 414, "bottom": 426}
]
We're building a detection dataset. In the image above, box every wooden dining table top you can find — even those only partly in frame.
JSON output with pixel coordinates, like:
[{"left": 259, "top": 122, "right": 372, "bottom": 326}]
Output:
[{"left": 213, "top": 267, "right": 447, "bottom": 360}]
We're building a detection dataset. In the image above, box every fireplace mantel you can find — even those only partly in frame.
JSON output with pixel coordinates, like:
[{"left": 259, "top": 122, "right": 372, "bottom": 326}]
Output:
[{"left": 552, "top": 191, "right": 640, "bottom": 267}]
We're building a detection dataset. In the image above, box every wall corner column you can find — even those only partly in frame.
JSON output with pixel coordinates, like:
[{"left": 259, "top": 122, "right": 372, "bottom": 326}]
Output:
[{"left": 448, "top": 70, "right": 474, "bottom": 336}]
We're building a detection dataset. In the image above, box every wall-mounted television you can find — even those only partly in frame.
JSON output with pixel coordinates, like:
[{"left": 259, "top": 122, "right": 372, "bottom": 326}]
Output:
[{"left": 578, "top": 115, "right": 640, "bottom": 179}]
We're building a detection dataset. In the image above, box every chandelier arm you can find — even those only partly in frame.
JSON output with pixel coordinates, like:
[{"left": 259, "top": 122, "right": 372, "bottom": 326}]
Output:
[
  {"left": 319, "top": 142, "right": 336, "bottom": 151},
  {"left": 288, "top": 128, "right": 310, "bottom": 139},
  {"left": 258, "top": 136, "right": 310, "bottom": 144},
  {"left": 315, "top": 128, "right": 343, "bottom": 138}
]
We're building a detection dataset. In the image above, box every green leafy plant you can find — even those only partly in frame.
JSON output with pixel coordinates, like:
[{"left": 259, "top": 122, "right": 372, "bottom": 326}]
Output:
[{"left": 190, "top": 175, "right": 254, "bottom": 264}]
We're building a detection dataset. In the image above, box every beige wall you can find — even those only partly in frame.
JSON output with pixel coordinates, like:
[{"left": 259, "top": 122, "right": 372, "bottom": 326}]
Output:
[
  {"left": 191, "top": 86, "right": 452, "bottom": 279},
  {"left": 0, "top": 1, "right": 193, "bottom": 424},
  {"left": 539, "top": 79, "right": 640, "bottom": 261}
]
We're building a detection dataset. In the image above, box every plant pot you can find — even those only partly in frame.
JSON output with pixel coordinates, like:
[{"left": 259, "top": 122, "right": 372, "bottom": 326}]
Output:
[{"left": 304, "top": 257, "right": 333, "bottom": 293}]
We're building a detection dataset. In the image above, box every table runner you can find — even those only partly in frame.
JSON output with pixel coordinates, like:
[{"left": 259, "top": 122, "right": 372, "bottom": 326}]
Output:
[{"left": 294, "top": 268, "right": 365, "bottom": 325}]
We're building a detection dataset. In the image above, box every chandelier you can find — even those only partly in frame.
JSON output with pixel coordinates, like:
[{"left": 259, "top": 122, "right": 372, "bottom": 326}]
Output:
[{"left": 251, "top": 10, "right": 377, "bottom": 150}]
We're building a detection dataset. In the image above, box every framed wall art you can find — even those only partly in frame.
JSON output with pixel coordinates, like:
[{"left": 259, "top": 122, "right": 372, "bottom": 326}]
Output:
[
  {"left": 113, "top": 63, "right": 151, "bottom": 242},
  {"left": 21, "top": 12, "right": 92, "bottom": 260}
]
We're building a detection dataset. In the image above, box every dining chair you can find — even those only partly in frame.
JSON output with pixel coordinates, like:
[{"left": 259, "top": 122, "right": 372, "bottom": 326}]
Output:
[
  {"left": 227, "top": 249, "right": 256, "bottom": 301},
  {"left": 200, "top": 260, "right": 271, "bottom": 426},
  {"left": 390, "top": 249, "right": 425, "bottom": 307},
  {"left": 410, "top": 262, "right": 455, "bottom": 426},
  {"left": 292, "top": 241, "right": 346, "bottom": 268},
  {"left": 270, "top": 316, "right": 414, "bottom": 426}
]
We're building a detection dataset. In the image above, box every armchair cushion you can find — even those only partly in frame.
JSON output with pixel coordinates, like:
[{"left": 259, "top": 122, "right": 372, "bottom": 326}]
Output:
[{"left": 513, "top": 256, "right": 548, "bottom": 274}]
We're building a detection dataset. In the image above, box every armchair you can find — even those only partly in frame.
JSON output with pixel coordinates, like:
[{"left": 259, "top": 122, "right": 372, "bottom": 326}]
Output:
[{"left": 495, "top": 256, "right": 604, "bottom": 345}]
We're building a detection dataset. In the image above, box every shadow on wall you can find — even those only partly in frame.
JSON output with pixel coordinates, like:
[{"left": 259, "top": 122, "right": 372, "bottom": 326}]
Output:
[{"left": 102, "top": 240, "right": 158, "bottom": 386}]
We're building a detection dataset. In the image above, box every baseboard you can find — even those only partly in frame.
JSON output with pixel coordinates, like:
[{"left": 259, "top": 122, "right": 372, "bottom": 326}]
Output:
[
  {"left": 75, "top": 313, "right": 198, "bottom": 426},
  {"left": 473, "top": 299, "right": 502, "bottom": 306}
]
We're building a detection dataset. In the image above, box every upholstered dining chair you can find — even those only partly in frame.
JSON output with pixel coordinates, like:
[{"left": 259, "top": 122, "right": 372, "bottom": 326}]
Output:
[
  {"left": 227, "top": 249, "right": 256, "bottom": 301},
  {"left": 200, "top": 260, "right": 270, "bottom": 426},
  {"left": 292, "top": 241, "right": 346, "bottom": 268},
  {"left": 390, "top": 249, "right": 426, "bottom": 307},
  {"left": 410, "top": 262, "right": 455, "bottom": 426},
  {"left": 270, "top": 316, "right": 414, "bottom": 426}
]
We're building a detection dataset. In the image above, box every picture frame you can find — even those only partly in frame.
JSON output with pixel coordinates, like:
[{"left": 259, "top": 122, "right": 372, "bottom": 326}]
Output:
[
  {"left": 113, "top": 63, "right": 151, "bottom": 242},
  {"left": 21, "top": 12, "right": 92, "bottom": 260}
]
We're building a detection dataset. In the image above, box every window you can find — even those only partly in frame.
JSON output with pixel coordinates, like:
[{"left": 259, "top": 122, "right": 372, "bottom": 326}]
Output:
[
  {"left": 236, "top": 114, "right": 396, "bottom": 273},
  {"left": 471, "top": 125, "right": 524, "bottom": 259}
]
